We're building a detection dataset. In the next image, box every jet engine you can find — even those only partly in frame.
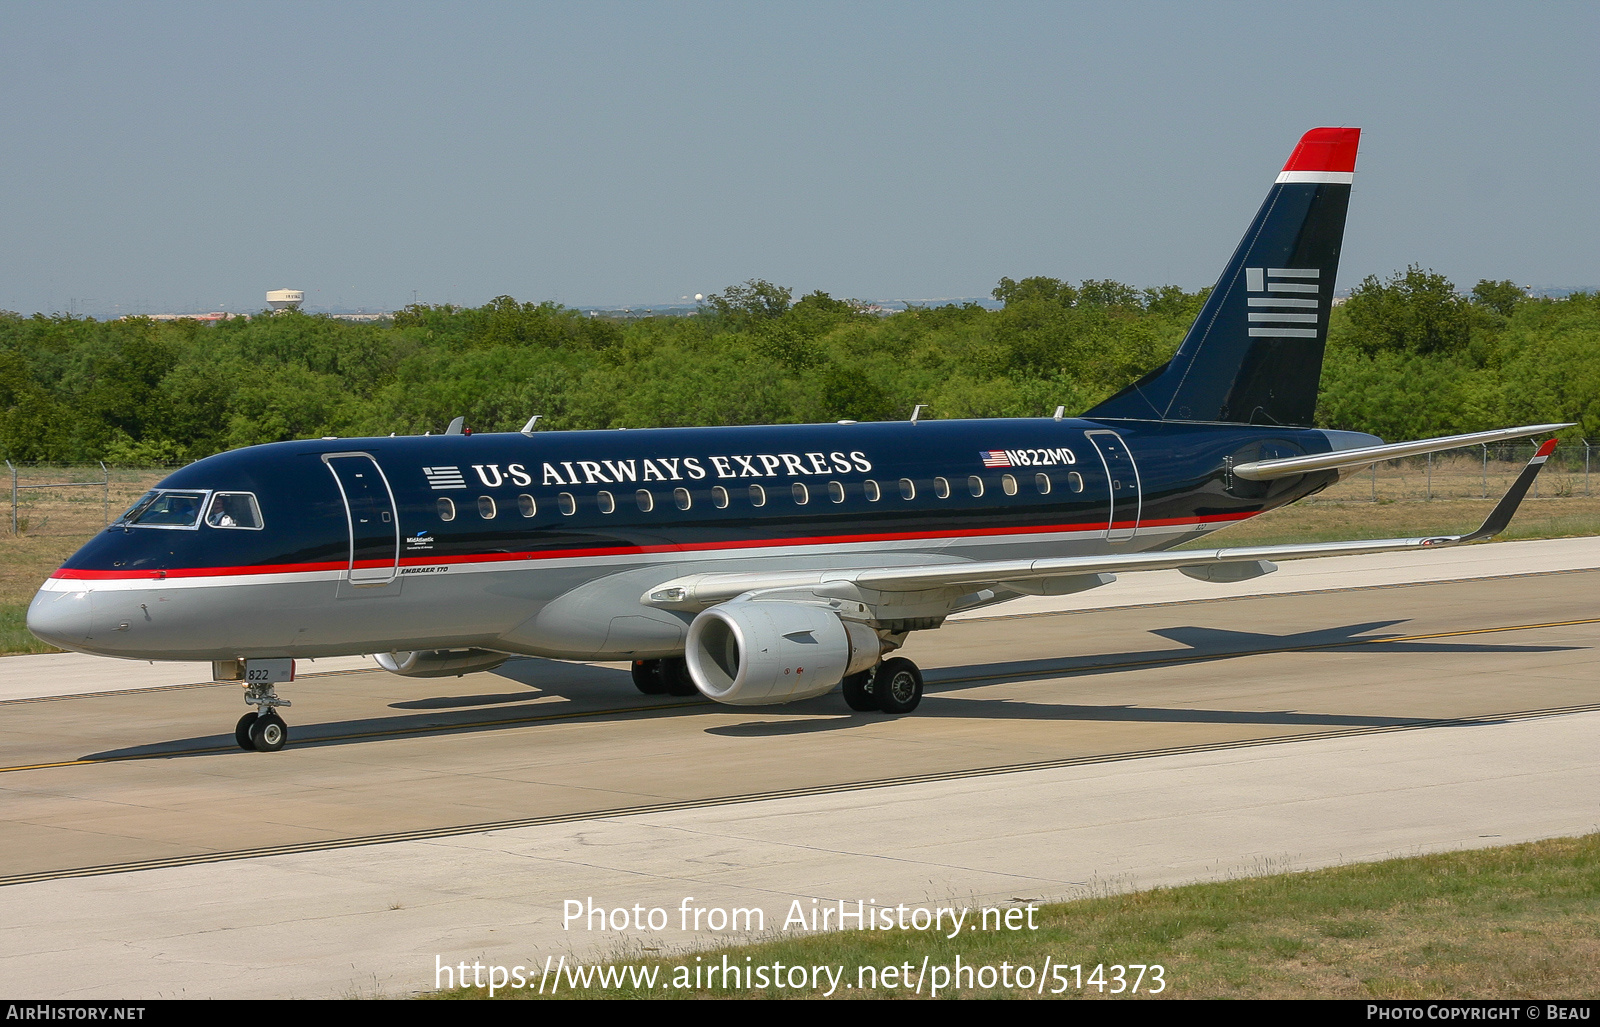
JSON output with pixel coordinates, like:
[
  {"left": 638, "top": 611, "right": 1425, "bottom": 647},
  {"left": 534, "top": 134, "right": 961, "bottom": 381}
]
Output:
[
  {"left": 374, "top": 648, "right": 510, "bottom": 678},
  {"left": 685, "top": 600, "right": 882, "bottom": 705}
]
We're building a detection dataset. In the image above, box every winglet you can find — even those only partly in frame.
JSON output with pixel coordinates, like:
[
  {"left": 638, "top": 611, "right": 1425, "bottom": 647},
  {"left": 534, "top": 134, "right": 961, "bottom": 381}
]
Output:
[{"left": 1450, "top": 439, "right": 1558, "bottom": 544}]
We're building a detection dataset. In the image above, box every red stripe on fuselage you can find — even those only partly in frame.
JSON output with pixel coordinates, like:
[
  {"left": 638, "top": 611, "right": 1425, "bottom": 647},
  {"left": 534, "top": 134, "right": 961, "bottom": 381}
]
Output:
[{"left": 50, "top": 511, "right": 1257, "bottom": 581}]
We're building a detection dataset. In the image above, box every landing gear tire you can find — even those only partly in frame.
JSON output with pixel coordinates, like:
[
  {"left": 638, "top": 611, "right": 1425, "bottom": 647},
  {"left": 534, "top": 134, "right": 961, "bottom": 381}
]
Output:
[
  {"left": 631, "top": 659, "right": 667, "bottom": 695},
  {"left": 235, "top": 712, "right": 259, "bottom": 751},
  {"left": 841, "top": 670, "right": 877, "bottom": 712},
  {"left": 872, "top": 658, "right": 923, "bottom": 714},
  {"left": 660, "top": 656, "right": 699, "bottom": 697},
  {"left": 249, "top": 712, "right": 288, "bottom": 753}
]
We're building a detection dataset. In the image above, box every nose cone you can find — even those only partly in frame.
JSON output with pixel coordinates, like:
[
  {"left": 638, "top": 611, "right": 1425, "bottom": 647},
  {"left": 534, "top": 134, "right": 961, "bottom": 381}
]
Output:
[{"left": 27, "top": 587, "right": 93, "bottom": 651}]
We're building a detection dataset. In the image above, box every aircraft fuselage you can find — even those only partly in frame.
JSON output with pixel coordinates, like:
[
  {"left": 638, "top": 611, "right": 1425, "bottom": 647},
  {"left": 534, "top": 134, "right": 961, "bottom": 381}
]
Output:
[{"left": 28, "top": 417, "right": 1355, "bottom": 663}]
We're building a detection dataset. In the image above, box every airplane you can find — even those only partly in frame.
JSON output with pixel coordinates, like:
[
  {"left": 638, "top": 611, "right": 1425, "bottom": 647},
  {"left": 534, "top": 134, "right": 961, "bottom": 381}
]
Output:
[{"left": 27, "top": 126, "right": 1570, "bottom": 752}]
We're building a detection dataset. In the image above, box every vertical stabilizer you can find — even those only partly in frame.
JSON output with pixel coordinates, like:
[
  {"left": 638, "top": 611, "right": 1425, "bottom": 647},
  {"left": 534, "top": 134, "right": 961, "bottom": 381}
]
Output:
[{"left": 1084, "top": 127, "right": 1360, "bottom": 426}]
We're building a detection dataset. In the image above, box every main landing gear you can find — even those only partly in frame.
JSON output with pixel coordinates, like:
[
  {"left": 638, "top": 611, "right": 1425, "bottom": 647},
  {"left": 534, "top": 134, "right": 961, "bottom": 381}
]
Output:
[
  {"left": 631, "top": 654, "right": 925, "bottom": 714},
  {"left": 842, "top": 657, "right": 924, "bottom": 715},
  {"left": 630, "top": 658, "right": 698, "bottom": 697},
  {"left": 236, "top": 681, "right": 293, "bottom": 752}
]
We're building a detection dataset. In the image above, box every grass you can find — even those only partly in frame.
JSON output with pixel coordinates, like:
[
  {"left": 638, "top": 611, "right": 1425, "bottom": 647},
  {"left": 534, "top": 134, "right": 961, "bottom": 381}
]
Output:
[
  {"left": 1180, "top": 496, "right": 1600, "bottom": 549},
  {"left": 431, "top": 834, "right": 1600, "bottom": 999}
]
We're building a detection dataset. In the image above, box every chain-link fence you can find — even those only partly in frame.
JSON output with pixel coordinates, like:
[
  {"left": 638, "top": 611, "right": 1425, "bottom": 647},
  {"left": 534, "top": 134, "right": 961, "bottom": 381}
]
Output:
[
  {"left": 1306, "top": 440, "right": 1596, "bottom": 504},
  {"left": 4, "top": 463, "right": 175, "bottom": 537}
]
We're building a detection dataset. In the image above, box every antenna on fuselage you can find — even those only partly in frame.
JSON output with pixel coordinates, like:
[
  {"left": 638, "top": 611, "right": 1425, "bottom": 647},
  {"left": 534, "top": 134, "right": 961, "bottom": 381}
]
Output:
[
  {"left": 1053, "top": 405, "right": 1065, "bottom": 421},
  {"left": 445, "top": 416, "right": 465, "bottom": 435},
  {"left": 521, "top": 415, "right": 541, "bottom": 435},
  {"left": 910, "top": 404, "right": 926, "bottom": 424}
]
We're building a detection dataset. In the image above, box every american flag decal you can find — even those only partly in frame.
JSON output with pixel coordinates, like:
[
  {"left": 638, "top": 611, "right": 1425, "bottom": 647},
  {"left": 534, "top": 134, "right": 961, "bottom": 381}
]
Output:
[
  {"left": 980, "top": 450, "right": 1012, "bottom": 468},
  {"left": 423, "top": 466, "right": 467, "bottom": 490}
]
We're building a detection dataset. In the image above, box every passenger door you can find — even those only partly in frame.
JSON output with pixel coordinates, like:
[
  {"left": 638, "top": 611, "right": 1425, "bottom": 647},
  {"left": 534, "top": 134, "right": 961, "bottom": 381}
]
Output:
[
  {"left": 1087, "top": 431, "right": 1142, "bottom": 543},
  {"left": 323, "top": 453, "right": 400, "bottom": 586}
]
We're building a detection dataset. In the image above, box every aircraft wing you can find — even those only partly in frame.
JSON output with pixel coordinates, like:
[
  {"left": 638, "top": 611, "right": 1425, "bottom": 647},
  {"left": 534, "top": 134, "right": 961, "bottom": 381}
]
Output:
[
  {"left": 1232, "top": 423, "right": 1572, "bottom": 481},
  {"left": 644, "top": 439, "right": 1559, "bottom": 613}
]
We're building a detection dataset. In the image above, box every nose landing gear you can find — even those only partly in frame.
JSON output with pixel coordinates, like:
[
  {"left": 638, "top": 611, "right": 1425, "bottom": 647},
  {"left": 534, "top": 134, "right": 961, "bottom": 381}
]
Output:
[{"left": 234, "top": 675, "right": 293, "bottom": 752}]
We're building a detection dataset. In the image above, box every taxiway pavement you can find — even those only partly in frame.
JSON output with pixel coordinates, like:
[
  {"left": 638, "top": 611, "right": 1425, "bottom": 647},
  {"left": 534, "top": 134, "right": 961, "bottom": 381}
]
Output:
[{"left": 1, "top": 538, "right": 1597, "bottom": 998}]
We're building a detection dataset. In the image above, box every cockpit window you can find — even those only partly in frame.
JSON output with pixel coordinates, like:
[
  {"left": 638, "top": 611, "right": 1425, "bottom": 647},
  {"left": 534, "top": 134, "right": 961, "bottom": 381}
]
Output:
[
  {"left": 206, "top": 492, "right": 263, "bottom": 529},
  {"left": 127, "top": 490, "right": 208, "bottom": 528},
  {"left": 117, "top": 491, "right": 161, "bottom": 524}
]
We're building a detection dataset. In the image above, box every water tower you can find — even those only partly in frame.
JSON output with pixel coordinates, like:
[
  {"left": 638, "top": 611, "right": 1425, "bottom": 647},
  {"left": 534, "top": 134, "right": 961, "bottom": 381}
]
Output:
[{"left": 266, "top": 289, "right": 304, "bottom": 312}]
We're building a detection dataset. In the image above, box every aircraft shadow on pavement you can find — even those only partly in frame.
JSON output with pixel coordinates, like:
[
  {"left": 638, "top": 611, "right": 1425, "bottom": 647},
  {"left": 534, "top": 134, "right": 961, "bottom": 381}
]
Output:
[
  {"left": 930, "top": 619, "right": 1580, "bottom": 689},
  {"left": 80, "top": 621, "right": 1581, "bottom": 758},
  {"left": 704, "top": 618, "right": 1581, "bottom": 737}
]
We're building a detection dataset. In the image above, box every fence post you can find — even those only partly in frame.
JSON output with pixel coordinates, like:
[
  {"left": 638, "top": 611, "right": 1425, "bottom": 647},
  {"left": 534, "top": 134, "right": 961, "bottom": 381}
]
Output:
[
  {"left": 1586, "top": 440, "right": 1591, "bottom": 498},
  {"left": 1426, "top": 452, "right": 1433, "bottom": 501},
  {"left": 1371, "top": 461, "right": 1377, "bottom": 502},
  {"left": 99, "top": 460, "right": 110, "bottom": 526},
  {"left": 7, "top": 460, "right": 14, "bottom": 536}
]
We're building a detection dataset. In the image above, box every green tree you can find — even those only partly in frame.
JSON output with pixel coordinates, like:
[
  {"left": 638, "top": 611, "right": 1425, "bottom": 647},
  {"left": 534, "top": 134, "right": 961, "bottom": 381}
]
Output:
[
  {"left": 1342, "top": 266, "right": 1476, "bottom": 357},
  {"left": 1471, "top": 279, "right": 1526, "bottom": 318}
]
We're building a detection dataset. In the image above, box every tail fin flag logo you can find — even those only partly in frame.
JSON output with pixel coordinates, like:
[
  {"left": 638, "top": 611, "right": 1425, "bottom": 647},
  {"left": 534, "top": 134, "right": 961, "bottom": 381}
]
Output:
[{"left": 1245, "top": 268, "right": 1321, "bottom": 339}]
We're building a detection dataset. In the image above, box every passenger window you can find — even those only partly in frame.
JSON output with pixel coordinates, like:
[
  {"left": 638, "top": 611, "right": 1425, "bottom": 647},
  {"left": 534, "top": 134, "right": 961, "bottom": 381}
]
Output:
[
  {"left": 559, "top": 492, "right": 576, "bottom": 515},
  {"left": 968, "top": 476, "right": 984, "bottom": 497},
  {"left": 518, "top": 494, "right": 536, "bottom": 517},
  {"left": 206, "top": 492, "right": 262, "bottom": 529},
  {"left": 674, "top": 487, "right": 692, "bottom": 511},
  {"left": 899, "top": 478, "right": 916, "bottom": 500},
  {"left": 636, "top": 489, "right": 654, "bottom": 512},
  {"left": 597, "top": 491, "right": 615, "bottom": 514},
  {"left": 478, "top": 496, "right": 497, "bottom": 519},
  {"left": 1035, "top": 472, "right": 1051, "bottom": 495},
  {"left": 828, "top": 481, "right": 845, "bottom": 503},
  {"left": 934, "top": 477, "right": 950, "bottom": 499},
  {"left": 712, "top": 486, "right": 730, "bottom": 509},
  {"left": 437, "top": 497, "right": 456, "bottom": 521},
  {"left": 749, "top": 484, "right": 766, "bottom": 507},
  {"left": 792, "top": 482, "right": 809, "bottom": 505},
  {"left": 1002, "top": 474, "right": 1018, "bottom": 496},
  {"left": 1068, "top": 471, "right": 1084, "bottom": 493},
  {"left": 864, "top": 480, "right": 881, "bottom": 502}
]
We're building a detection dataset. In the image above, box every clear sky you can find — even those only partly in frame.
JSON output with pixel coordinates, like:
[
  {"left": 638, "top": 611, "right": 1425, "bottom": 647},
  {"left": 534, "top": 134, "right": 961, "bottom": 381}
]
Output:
[{"left": 1, "top": 1, "right": 1594, "bottom": 316}]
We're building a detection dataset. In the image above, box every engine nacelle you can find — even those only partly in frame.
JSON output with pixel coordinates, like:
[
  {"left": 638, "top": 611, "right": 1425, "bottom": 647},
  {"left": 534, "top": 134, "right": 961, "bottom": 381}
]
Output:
[
  {"left": 374, "top": 648, "right": 510, "bottom": 678},
  {"left": 685, "top": 600, "right": 882, "bottom": 705}
]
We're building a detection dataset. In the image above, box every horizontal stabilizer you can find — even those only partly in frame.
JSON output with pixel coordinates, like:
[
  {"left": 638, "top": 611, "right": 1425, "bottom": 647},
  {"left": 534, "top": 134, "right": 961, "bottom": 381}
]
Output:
[{"left": 1232, "top": 423, "right": 1574, "bottom": 481}]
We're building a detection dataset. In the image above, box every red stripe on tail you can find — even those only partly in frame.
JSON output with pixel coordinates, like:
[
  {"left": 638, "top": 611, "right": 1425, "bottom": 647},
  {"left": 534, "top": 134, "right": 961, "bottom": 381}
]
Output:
[{"left": 1281, "top": 127, "right": 1361, "bottom": 173}]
